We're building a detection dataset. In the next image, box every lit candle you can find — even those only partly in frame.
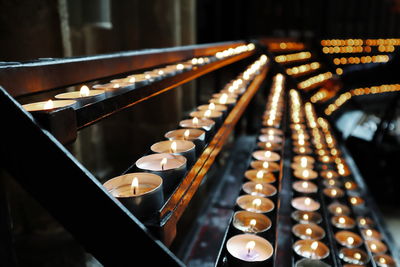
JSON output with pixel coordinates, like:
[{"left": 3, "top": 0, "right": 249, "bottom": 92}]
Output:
[
  {"left": 236, "top": 195, "right": 275, "bottom": 213},
  {"left": 293, "top": 240, "right": 329, "bottom": 260},
  {"left": 209, "top": 95, "right": 236, "bottom": 106},
  {"left": 179, "top": 117, "right": 215, "bottom": 140},
  {"left": 259, "top": 134, "right": 283, "bottom": 144},
  {"left": 189, "top": 110, "right": 223, "bottom": 126},
  {"left": 242, "top": 181, "right": 277, "bottom": 197},
  {"left": 334, "top": 231, "right": 363, "bottom": 248},
  {"left": 257, "top": 141, "right": 282, "bottom": 151},
  {"left": 252, "top": 150, "right": 281, "bottom": 162},
  {"left": 135, "top": 153, "right": 187, "bottom": 195},
  {"left": 294, "top": 146, "right": 313, "bottom": 155},
  {"left": 366, "top": 240, "right": 388, "bottom": 254},
  {"left": 226, "top": 234, "right": 274, "bottom": 263},
  {"left": 292, "top": 181, "right": 318, "bottom": 194},
  {"left": 344, "top": 181, "right": 358, "bottom": 191},
  {"left": 150, "top": 140, "right": 196, "bottom": 167},
  {"left": 55, "top": 85, "right": 105, "bottom": 107},
  {"left": 22, "top": 99, "right": 76, "bottom": 112},
  {"left": 293, "top": 168, "right": 318, "bottom": 180},
  {"left": 374, "top": 254, "right": 397, "bottom": 267},
  {"left": 331, "top": 215, "right": 356, "bottom": 229},
  {"left": 292, "top": 223, "right": 325, "bottom": 240},
  {"left": 357, "top": 217, "right": 375, "bottom": 228},
  {"left": 294, "top": 156, "right": 315, "bottom": 164},
  {"left": 320, "top": 170, "right": 339, "bottom": 180},
  {"left": 197, "top": 103, "right": 227, "bottom": 113},
  {"left": 244, "top": 169, "right": 276, "bottom": 183},
  {"left": 338, "top": 247, "right": 369, "bottom": 265},
  {"left": 103, "top": 173, "right": 164, "bottom": 219},
  {"left": 328, "top": 203, "right": 350, "bottom": 216},
  {"left": 260, "top": 127, "right": 283, "bottom": 136},
  {"left": 323, "top": 187, "right": 344, "bottom": 199},
  {"left": 349, "top": 196, "right": 365, "bottom": 206},
  {"left": 165, "top": 128, "right": 206, "bottom": 155},
  {"left": 291, "top": 197, "right": 320, "bottom": 211},
  {"left": 250, "top": 160, "right": 280, "bottom": 172},
  {"left": 361, "top": 228, "right": 382, "bottom": 241},
  {"left": 291, "top": 210, "right": 322, "bottom": 224},
  {"left": 232, "top": 211, "right": 272, "bottom": 233}
]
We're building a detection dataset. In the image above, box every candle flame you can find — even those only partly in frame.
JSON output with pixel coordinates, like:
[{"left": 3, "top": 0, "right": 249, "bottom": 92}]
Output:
[
  {"left": 113, "top": 83, "right": 120, "bottom": 88},
  {"left": 339, "top": 217, "right": 346, "bottom": 224},
  {"left": 256, "top": 170, "right": 264, "bottom": 179},
  {"left": 298, "top": 139, "right": 305, "bottom": 145},
  {"left": 255, "top": 183, "right": 263, "bottom": 191},
  {"left": 79, "top": 85, "right": 90, "bottom": 97},
  {"left": 370, "top": 243, "right": 377, "bottom": 251},
  {"left": 252, "top": 198, "right": 262, "bottom": 208},
  {"left": 268, "top": 129, "right": 274, "bottom": 135},
  {"left": 354, "top": 252, "right": 361, "bottom": 260},
  {"left": 303, "top": 214, "right": 309, "bottom": 220},
  {"left": 183, "top": 129, "right": 190, "bottom": 140},
  {"left": 305, "top": 228, "right": 312, "bottom": 235},
  {"left": 265, "top": 142, "right": 272, "bottom": 148},
  {"left": 336, "top": 207, "right": 342, "bottom": 214},
  {"left": 302, "top": 182, "right": 309, "bottom": 189},
  {"left": 345, "top": 182, "right": 352, "bottom": 189},
  {"left": 249, "top": 219, "right": 257, "bottom": 227},
  {"left": 176, "top": 64, "right": 184, "bottom": 70},
  {"left": 219, "top": 93, "right": 228, "bottom": 104},
  {"left": 379, "top": 257, "right": 386, "bottom": 264},
  {"left": 264, "top": 151, "right": 271, "bottom": 158},
  {"left": 246, "top": 241, "right": 256, "bottom": 255},
  {"left": 304, "top": 198, "right": 311, "bottom": 205},
  {"left": 208, "top": 103, "right": 215, "bottom": 110},
  {"left": 262, "top": 161, "right": 269, "bottom": 169},
  {"left": 329, "top": 180, "right": 335, "bottom": 186},
  {"left": 302, "top": 169, "right": 310, "bottom": 178},
  {"left": 268, "top": 135, "right": 275, "bottom": 141},
  {"left": 160, "top": 158, "right": 168, "bottom": 170},
  {"left": 350, "top": 197, "right": 357, "bottom": 205},
  {"left": 44, "top": 99, "right": 54, "bottom": 109},
  {"left": 347, "top": 237, "right": 354, "bottom": 245},
  {"left": 171, "top": 141, "right": 177, "bottom": 153},
  {"left": 299, "top": 147, "right": 306, "bottom": 153},
  {"left": 131, "top": 177, "right": 139, "bottom": 195},
  {"left": 158, "top": 70, "right": 164, "bottom": 75},
  {"left": 192, "top": 117, "right": 199, "bottom": 126},
  {"left": 360, "top": 218, "right": 366, "bottom": 225},
  {"left": 366, "top": 229, "right": 372, "bottom": 236},
  {"left": 204, "top": 109, "right": 212, "bottom": 117},
  {"left": 129, "top": 77, "right": 136, "bottom": 83},
  {"left": 327, "top": 171, "right": 333, "bottom": 178},
  {"left": 311, "top": 241, "right": 319, "bottom": 250}
]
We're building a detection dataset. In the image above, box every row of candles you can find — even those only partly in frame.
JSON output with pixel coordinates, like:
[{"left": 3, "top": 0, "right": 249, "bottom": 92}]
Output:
[
  {"left": 321, "top": 39, "right": 400, "bottom": 47},
  {"left": 223, "top": 73, "right": 286, "bottom": 266},
  {"left": 275, "top": 52, "right": 312, "bottom": 64},
  {"left": 322, "top": 45, "right": 396, "bottom": 54},
  {"left": 102, "top": 55, "right": 269, "bottom": 220},
  {"left": 298, "top": 72, "right": 333, "bottom": 91},
  {"left": 288, "top": 91, "right": 397, "bottom": 266},
  {"left": 22, "top": 43, "right": 256, "bottom": 112},
  {"left": 332, "top": 55, "right": 390, "bottom": 65},
  {"left": 286, "top": 62, "right": 321, "bottom": 77},
  {"left": 324, "top": 83, "right": 400, "bottom": 115}
]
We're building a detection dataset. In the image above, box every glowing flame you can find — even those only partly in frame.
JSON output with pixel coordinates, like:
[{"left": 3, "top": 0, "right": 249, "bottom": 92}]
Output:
[
  {"left": 350, "top": 197, "right": 357, "bottom": 205},
  {"left": 219, "top": 93, "right": 228, "bottom": 104},
  {"left": 354, "top": 252, "right": 361, "bottom": 260},
  {"left": 347, "top": 237, "right": 354, "bottom": 245},
  {"left": 311, "top": 241, "right": 319, "bottom": 250},
  {"left": 302, "top": 169, "right": 310, "bottom": 178},
  {"left": 183, "top": 129, "right": 190, "bottom": 140},
  {"left": 79, "top": 85, "right": 90, "bottom": 97},
  {"left": 160, "top": 158, "right": 168, "bottom": 170},
  {"left": 246, "top": 241, "right": 256, "bottom": 255},
  {"left": 299, "top": 147, "right": 306, "bottom": 153},
  {"left": 339, "top": 217, "right": 346, "bottom": 224},
  {"left": 302, "top": 182, "right": 309, "bottom": 189},
  {"left": 192, "top": 117, "right": 199, "bottom": 126},
  {"left": 113, "top": 83, "right": 120, "bottom": 88},
  {"left": 249, "top": 219, "right": 257, "bottom": 227},
  {"left": 305, "top": 228, "right": 313, "bottom": 235},
  {"left": 327, "top": 171, "right": 333, "bottom": 178},
  {"left": 379, "top": 257, "right": 386, "bottom": 264},
  {"left": 252, "top": 198, "right": 262, "bottom": 208},
  {"left": 256, "top": 170, "right": 264, "bottom": 179},
  {"left": 131, "top": 177, "right": 139, "bottom": 195},
  {"left": 366, "top": 229, "right": 372, "bottom": 236},
  {"left": 360, "top": 219, "right": 366, "bottom": 225},
  {"left": 265, "top": 142, "right": 272, "bottom": 148},
  {"left": 264, "top": 151, "right": 272, "bottom": 158},
  {"left": 303, "top": 214, "right": 309, "bottom": 220},
  {"left": 208, "top": 103, "right": 216, "bottom": 110},
  {"left": 43, "top": 100, "right": 54, "bottom": 109},
  {"left": 204, "top": 109, "right": 212, "bottom": 117},
  {"left": 336, "top": 207, "right": 342, "bottom": 214},
  {"left": 262, "top": 161, "right": 269, "bottom": 169},
  {"left": 129, "top": 77, "right": 136, "bottom": 83},
  {"left": 255, "top": 183, "right": 263, "bottom": 191},
  {"left": 331, "top": 189, "right": 337, "bottom": 196},
  {"left": 170, "top": 141, "right": 177, "bottom": 153},
  {"left": 158, "top": 70, "right": 164, "bottom": 75},
  {"left": 268, "top": 129, "right": 274, "bottom": 135},
  {"left": 304, "top": 198, "right": 311, "bottom": 206},
  {"left": 176, "top": 64, "right": 184, "bottom": 70}
]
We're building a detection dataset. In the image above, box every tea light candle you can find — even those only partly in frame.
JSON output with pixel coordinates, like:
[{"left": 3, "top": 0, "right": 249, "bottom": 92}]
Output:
[
  {"left": 242, "top": 181, "right": 277, "bottom": 197},
  {"left": 232, "top": 211, "right": 272, "bottom": 233},
  {"left": 164, "top": 128, "right": 206, "bottom": 155},
  {"left": 339, "top": 248, "right": 370, "bottom": 265},
  {"left": 209, "top": 95, "right": 236, "bottom": 106},
  {"left": 258, "top": 134, "right": 283, "bottom": 144},
  {"left": 292, "top": 181, "right": 318, "bottom": 194},
  {"left": 292, "top": 211, "right": 322, "bottom": 224},
  {"left": 357, "top": 217, "right": 375, "bottom": 228},
  {"left": 331, "top": 215, "right": 356, "bottom": 229},
  {"left": 55, "top": 85, "right": 105, "bottom": 107},
  {"left": 291, "top": 123, "right": 306, "bottom": 130},
  {"left": 292, "top": 133, "right": 310, "bottom": 140},
  {"left": 323, "top": 178, "right": 342, "bottom": 188},
  {"left": 294, "top": 140, "right": 311, "bottom": 147},
  {"left": 293, "top": 146, "right": 313, "bottom": 155},
  {"left": 349, "top": 196, "right": 365, "bottom": 206},
  {"left": 244, "top": 169, "right": 276, "bottom": 183},
  {"left": 374, "top": 254, "right": 397, "bottom": 267},
  {"left": 292, "top": 223, "right": 325, "bottom": 240},
  {"left": 261, "top": 127, "right": 283, "bottom": 136},
  {"left": 250, "top": 160, "right": 280, "bottom": 172},
  {"left": 179, "top": 117, "right": 215, "bottom": 139},
  {"left": 328, "top": 203, "right": 350, "bottom": 216},
  {"left": 252, "top": 150, "right": 281, "bottom": 162},
  {"left": 294, "top": 156, "right": 315, "bottom": 164},
  {"left": 212, "top": 92, "right": 238, "bottom": 99},
  {"left": 226, "top": 234, "right": 274, "bottom": 263},
  {"left": 335, "top": 231, "right": 363, "bottom": 248},
  {"left": 293, "top": 169, "right": 318, "bottom": 180},
  {"left": 291, "top": 197, "right": 320, "bottom": 211},
  {"left": 150, "top": 140, "right": 196, "bottom": 167},
  {"left": 103, "top": 173, "right": 164, "bottom": 219},
  {"left": 236, "top": 195, "right": 275, "bottom": 213},
  {"left": 323, "top": 187, "right": 344, "bottom": 199},
  {"left": 135, "top": 153, "right": 186, "bottom": 195},
  {"left": 319, "top": 155, "right": 333, "bottom": 163},
  {"left": 197, "top": 103, "right": 227, "bottom": 113},
  {"left": 291, "top": 161, "right": 314, "bottom": 170},
  {"left": 344, "top": 181, "right": 358, "bottom": 191},
  {"left": 293, "top": 240, "right": 329, "bottom": 260},
  {"left": 320, "top": 170, "right": 339, "bottom": 180},
  {"left": 22, "top": 99, "right": 76, "bottom": 112},
  {"left": 366, "top": 240, "right": 388, "bottom": 254},
  {"left": 361, "top": 229, "right": 382, "bottom": 240},
  {"left": 189, "top": 109, "right": 223, "bottom": 122},
  {"left": 257, "top": 141, "right": 282, "bottom": 151}
]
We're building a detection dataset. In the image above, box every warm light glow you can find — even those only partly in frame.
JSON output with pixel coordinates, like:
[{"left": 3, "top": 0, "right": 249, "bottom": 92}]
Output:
[
  {"left": 262, "top": 161, "right": 269, "bottom": 169},
  {"left": 302, "top": 169, "right": 310, "bottom": 178},
  {"left": 354, "top": 252, "right": 362, "bottom": 260},
  {"left": 183, "top": 129, "right": 190, "bottom": 140},
  {"left": 305, "top": 228, "right": 312, "bottom": 235},
  {"left": 176, "top": 64, "right": 184, "bottom": 70},
  {"left": 249, "top": 219, "right": 257, "bottom": 227},
  {"left": 252, "top": 198, "right": 262, "bottom": 208},
  {"left": 339, "top": 217, "right": 346, "bottom": 224},
  {"left": 255, "top": 183, "right": 263, "bottom": 191},
  {"left": 79, "top": 85, "right": 90, "bottom": 97},
  {"left": 265, "top": 142, "right": 272, "bottom": 148},
  {"left": 256, "top": 170, "right": 264, "bottom": 179},
  {"left": 311, "top": 241, "right": 319, "bottom": 250},
  {"left": 366, "top": 229, "right": 373, "bottom": 236},
  {"left": 129, "top": 77, "right": 136, "bottom": 83},
  {"left": 299, "top": 147, "right": 306, "bottom": 153},
  {"left": 331, "top": 189, "right": 337, "bottom": 196},
  {"left": 44, "top": 100, "right": 54, "bottom": 109},
  {"left": 336, "top": 207, "right": 342, "bottom": 214},
  {"left": 303, "top": 214, "right": 309, "bottom": 220},
  {"left": 370, "top": 243, "right": 377, "bottom": 251},
  {"left": 204, "top": 109, "right": 212, "bottom": 117},
  {"left": 304, "top": 198, "right": 311, "bottom": 206},
  {"left": 131, "top": 177, "right": 139, "bottom": 195},
  {"left": 264, "top": 151, "right": 272, "bottom": 158},
  {"left": 360, "top": 218, "right": 366, "bottom": 225},
  {"left": 350, "top": 197, "right": 357, "bottom": 205},
  {"left": 347, "top": 237, "right": 354, "bottom": 245},
  {"left": 219, "top": 93, "right": 228, "bottom": 104},
  {"left": 160, "top": 158, "right": 168, "bottom": 170},
  {"left": 326, "top": 171, "right": 333, "bottom": 178},
  {"left": 302, "top": 182, "right": 309, "bottom": 189},
  {"left": 379, "top": 257, "right": 386, "bottom": 264},
  {"left": 208, "top": 103, "right": 216, "bottom": 110},
  {"left": 171, "top": 141, "right": 177, "bottom": 153},
  {"left": 192, "top": 117, "right": 199, "bottom": 125},
  {"left": 246, "top": 241, "right": 256, "bottom": 255}
]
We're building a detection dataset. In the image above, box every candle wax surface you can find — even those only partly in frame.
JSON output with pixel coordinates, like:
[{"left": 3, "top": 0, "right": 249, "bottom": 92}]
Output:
[{"left": 22, "top": 100, "right": 76, "bottom": 112}]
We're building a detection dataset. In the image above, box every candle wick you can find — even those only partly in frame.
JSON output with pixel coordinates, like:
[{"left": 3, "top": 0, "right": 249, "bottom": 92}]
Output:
[{"left": 133, "top": 187, "right": 136, "bottom": 195}]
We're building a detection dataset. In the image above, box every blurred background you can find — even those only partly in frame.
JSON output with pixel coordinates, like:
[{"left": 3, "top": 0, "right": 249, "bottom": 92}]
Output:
[{"left": 1, "top": 0, "right": 400, "bottom": 266}]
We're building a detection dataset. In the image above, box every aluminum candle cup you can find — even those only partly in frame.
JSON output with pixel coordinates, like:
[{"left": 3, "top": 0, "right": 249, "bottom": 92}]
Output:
[
  {"left": 250, "top": 160, "right": 280, "bottom": 172},
  {"left": 291, "top": 197, "right": 320, "bottom": 212},
  {"left": 323, "top": 178, "right": 342, "bottom": 188},
  {"left": 179, "top": 118, "right": 215, "bottom": 140},
  {"left": 54, "top": 86, "right": 105, "bottom": 108},
  {"left": 344, "top": 181, "right": 358, "bottom": 191},
  {"left": 242, "top": 181, "right": 277, "bottom": 197},
  {"left": 22, "top": 100, "right": 77, "bottom": 112},
  {"left": 92, "top": 82, "right": 133, "bottom": 95},
  {"left": 292, "top": 181, "right": 318, "bottom": 194},
  {"left": 257, "top": 142, "right": 282, "bottom": 151},
  {"left": 164, "top": 128, "right": 206, "bottom": 155},
  {"left": 357, "top": 217, "right": 375, "bottom": 228},
  {"left": 236, "top": 195, "right": 275, "bottom": 213},
  {"left": 323, "top": 187, "right": 345, "bottom": 199},
  {"left": 339, "top": 248, "right": 370, "bottom": 265},
  {"left": 374, "top": 254, "right": 397, "bottom": 267},
  {"left": 335, "top": 231, "right": 363, "bottom": 248},
  {"left": 331, "top": 215, "right": 356, "bottom": 229},
  {"left": 260, "top": 127, "right": 283, "bottom": 136},
  {"left": 189, "top": 110, "right": 223, "bottom": 127},
  {"left": 258, "top": 134, "right": 283, "bottom": 144},
  {"left": 293, "top": 146, "right": 313, "bottom": 155},
  {"left": 135, "top": 153, "right": 186, "bottom": 195},
  {"left": 361, "top": 228, "right": 382, "bottom": 240},
  {"left": 232, "top": 211, "right": 272, "bottom": 234},
  {"left": 252, "top": 150, "right": 281, "bottom": 162},
  {"left": 226, "top": 234, "right": 274, "bottom": 265},
  {"left": 293, "top": 240, "right": 329, "bottom": 260},
  {"left": 197, "top": 103, "right": 227, "bottom": 114},
  {"left": 292, "top": 211, "right": 322, "bottom": 224},
  {"left": 292, "top": 223, "right": 325, "bottom": 240},
  {"left": 349, "top": 196, "right": 365, "bottom": 207},
  {"left": 366, "top": 240, "right": 388, "bottom": 254},
  {"left": 103, "top": 173, "right": 163, "bottom": 219},
  {"left": 328, "top": 203, "right": 350, "bottom": 216},
  {"left": 244, "top": 169, "right": 276, "bottom": 183},
  {"left": 293, "top": 169, "right": 318, "bottom": 180},
  {"left": 294, "top": 155, "right": 316, "bottom": 164},
  {"left": 150, "top": 140, "right": 196, "bottom": 167}
]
